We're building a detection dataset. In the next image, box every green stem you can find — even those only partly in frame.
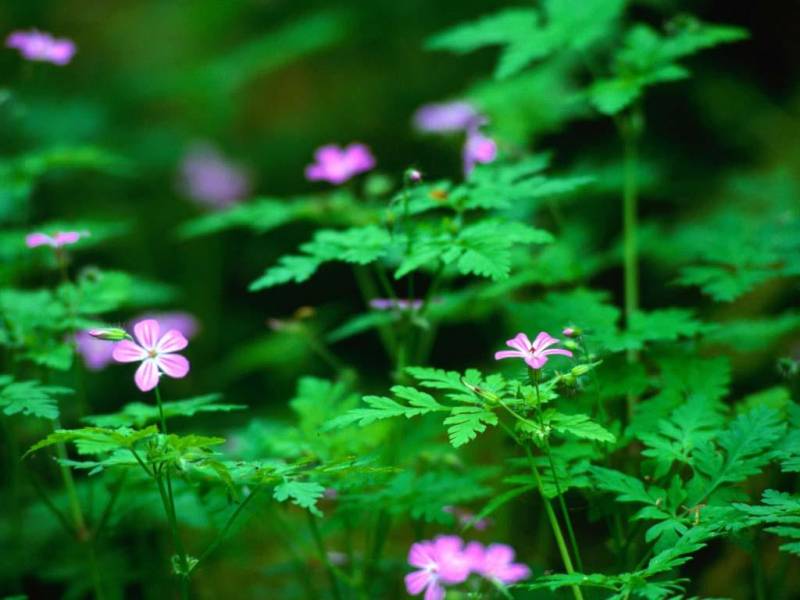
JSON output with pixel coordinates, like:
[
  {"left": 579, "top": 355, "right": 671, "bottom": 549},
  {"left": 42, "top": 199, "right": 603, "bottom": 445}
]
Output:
[
  {"left": 154, "top": 386, "right": 168, "bottom": 434},
  {"left": 306, "top": 512, "right": 343, "bottom": 600},
  {"left": 524, "top": 445, "right": 584, "bottom": 600},
  {"left": 87, "top": 539, "right": 105, "bottom": 600},
  {"left": 53, "top": 426, "right": 86, "bottom": 537},
  {"left": 196, "top": 488, "right": 261, "bottom": 565},
  {"left": 93, "top": 470, "right": 128, "bottom": 539},
  {"left": 620, "top": 107, "right": 642, "bottom": 419},
  {"left": 155, "top": 468, "right": 190, "bottom": 599},
  {"left": 531, "top": 374, "right": 584, "bottom": 573}
]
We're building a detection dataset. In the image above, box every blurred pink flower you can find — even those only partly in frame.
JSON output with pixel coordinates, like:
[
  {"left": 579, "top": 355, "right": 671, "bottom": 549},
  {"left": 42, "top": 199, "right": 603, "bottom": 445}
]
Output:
[
  {"left": 6, "top": 30, "right": 76, "bottom": 65},
  {"left": 405, "top": 536, "right": 471, "bottom": 600},
  {"left": 442, "top": 505, "right": 491, "bottom": 531},
  {"left": 305, "top": 143, "right": 375, "bottom": 185},
  {"left": 463, "top": 127, "right": 497, "bottom": 175},
  {"left": 465, "top": 542, "right": 530, "bottom": 585},
  {"left": 179, "top": 143, "right": 251, "bottom": 209},
  {"left": 112, "top": 319, "right": 190, "bottom": 392},
  {"left": 413, "top": 101, "right": 480, "bottom": 133},
  {"left": 495, "top": 331, "right": 573, "bottom": 370},
  {"left": 75, "top": 331, "right": 117, "bottom": 371},
  {"left": 25, "top": 231, "right": 85, "bottom": 248},
  {"left": 370, "top": 298, "right": 423, "bottom": 311},
  {"left": 562, "top": 327, "right": 576, "bottom": 337}
]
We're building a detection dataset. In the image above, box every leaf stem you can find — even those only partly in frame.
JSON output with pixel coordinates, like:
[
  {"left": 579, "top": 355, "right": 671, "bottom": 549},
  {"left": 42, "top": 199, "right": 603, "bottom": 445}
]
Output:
[
  {"left": 306, "top": 511, "right": 343, "bottom": 600},
  {"left": 196, "top": 487, "right": 261, "bottom": 565}
]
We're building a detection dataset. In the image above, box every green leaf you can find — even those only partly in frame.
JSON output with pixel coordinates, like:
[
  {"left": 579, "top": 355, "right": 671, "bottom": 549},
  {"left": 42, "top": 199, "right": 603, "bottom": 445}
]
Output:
[
  {"left": 0, "top": 376, "right": 71, "bottom": 420},
  {"left": 273, "top": 480, "right": 325, "bottom": 516},
  {"left": 550, "top": 412, "right": 616, "bottom": 443},
  {"left": 443, "top": 406, "right": 498, "bottom": 448}
]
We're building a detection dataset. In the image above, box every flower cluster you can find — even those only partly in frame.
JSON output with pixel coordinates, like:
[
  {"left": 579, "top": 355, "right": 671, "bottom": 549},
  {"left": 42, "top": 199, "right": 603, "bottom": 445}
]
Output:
[
  {"left": 6, "top": 30, "right": 76, "bottom": 65},
  {"left": 406, "top": 535, "right": 529, "bottom": 600},
  {"left": 305, "top": 143, "right": 375, "bottom": 185},
  {"left": 414, "top": 100, "right": 497, "bottom": 175}
]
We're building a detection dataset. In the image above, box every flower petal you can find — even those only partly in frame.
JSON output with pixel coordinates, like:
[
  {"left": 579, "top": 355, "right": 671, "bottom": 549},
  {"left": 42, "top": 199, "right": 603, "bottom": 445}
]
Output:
[
  {"left": 408, "top": 542, "right": 436, "bottom": 569},
  {"left": 112, "top": 340, "right": 148, "bottom": 363},
  {"left": 506, "top": 333, "right": 531, "bottom": 353},
  {"left": 542, "top": 348, "right": 573, "bottom": 358},
  {"left": 424, "top": 582, "right": 445, "bottom": 600},
  {"left": 531, "top": 331, "right": 558, "bottom": 351},
  {"left": 155, "top": 353, "right": 190, "bottom": 379},
  {"left": 404, "top": 570, "right": 432, "bottom": 596},
  {"left": 25, "top": 232, "right": 54, "bottom": 248},
  {"left": 133, "top": 319, "right": 160, "bottom": 350},
  {"left": 524, "top": 354, "right": 548, "bottom": 370},
  {"left": 155, "top": 329, "right": 188, "bottom": 353},
  {"left": 135, "top": 359, "right": 160, "bottom": 392},
  {"left": 494, "top": 350, "right": 525, "bottom": 361}
]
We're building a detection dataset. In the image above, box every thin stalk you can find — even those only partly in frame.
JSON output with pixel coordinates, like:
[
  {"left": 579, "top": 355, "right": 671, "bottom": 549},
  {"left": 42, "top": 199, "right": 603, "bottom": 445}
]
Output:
[
  {"left": 523, "top": 445, "right": 584, "bottom": 600},
  {"left": 531, "top": 374, "right": 584, "bottom": 573},
  {"left": 155, "top": 469, "right": 190, "bottom": 599},
  {"left": 29, "top": 471, "right": 75, "bottom": 536},
  {"left": 620, "top": 107, "right": 642, "bottom": 419},
  {"left": 53, "top": 426, "right": 87, "bottom": 537},
  {"left": 87, "top": 539, "right": 105, "bottom": 600},
  {"left": 154, "top": 386, "right": 168, "bottom": 435},
  {"left": 353, "top": 266, "right": 396, "bottom": 360},
  {"left": 306, "top": 512, "right": 343, "bottom": 600},
  {"left": 94, "top": 471, "right": 129, "bottom": 539},
  {"left": 196, "top": 488, "right": 261, "bottom": 565}
]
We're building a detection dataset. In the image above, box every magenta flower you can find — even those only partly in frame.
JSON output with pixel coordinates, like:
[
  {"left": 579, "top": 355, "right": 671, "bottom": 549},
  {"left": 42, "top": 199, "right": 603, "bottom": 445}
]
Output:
[
  {"left": 25, "top": 231, "right": 85, "bottom": 249},
  {"left": 405, "top": 536, "right": 471, "bottom": 600},
  {"left": 305, "top": 143, "right": 375, "bottom": 185},
  {"left": 6, "top": 30, "right": 76, "bottom": 65},
  {"left": 413, "top": 101, "right": 480, "bottom": 133},
  {"left": 179, "top": 143, "right": 251, "bottom": 209},
  {"left": 467, "top": 543, "right": 531, "bottom": 585},
  {"left": 112, "top": 319, "right": 190, "bottom": 392},
  {"left": 463, "top": 127, "right": 497, "bottom": 175},
  {"left": 78, "top": 313, "right": 198, "bottom": 372},
  {"left": 370, "top": 298, "right": 423, "bottom": 311},
  {"left": 495, "top": 331, "right": 573, "bottom": 370}
]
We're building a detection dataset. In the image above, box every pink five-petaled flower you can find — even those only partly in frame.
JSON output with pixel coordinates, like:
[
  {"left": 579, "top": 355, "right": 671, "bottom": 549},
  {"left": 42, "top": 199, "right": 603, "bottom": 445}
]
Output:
[
  {"left": 112, "top": 319, "right": 190, "bottom": 392},
  {"left": 495, "top": 331, "right": 573, "bottom": 370},
  {"left": 6, "top": 30, "right": 76, "bottom": 65},
  {"left": 405, "top": 536, "right": 472, "bottom": 600},
  {"left": 465, "top": 542, "right": 531, "bottom": 585},
  {"left": 25, "top": 231, "right": 85, "bottom": 248},
  {"left": 305, "top": 143, "right": 376, "bottom": 185},
  {"left": 463, "top": 127, "right": 498, "bottom": 176}
]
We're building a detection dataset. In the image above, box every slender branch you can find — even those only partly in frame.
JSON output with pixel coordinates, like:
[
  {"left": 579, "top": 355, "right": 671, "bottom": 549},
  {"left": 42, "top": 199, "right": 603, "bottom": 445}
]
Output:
[
  {"left": 93, "top": 470, "right": 129, "bottom": 538},
  {"left": 196, "top": 488, "right": 261, "bottom": 565}
]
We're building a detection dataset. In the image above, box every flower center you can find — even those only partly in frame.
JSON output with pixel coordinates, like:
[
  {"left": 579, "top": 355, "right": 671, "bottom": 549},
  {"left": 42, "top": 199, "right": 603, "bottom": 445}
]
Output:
[{"left": 148, "top": 349, "right": 158, "bottom": 359}]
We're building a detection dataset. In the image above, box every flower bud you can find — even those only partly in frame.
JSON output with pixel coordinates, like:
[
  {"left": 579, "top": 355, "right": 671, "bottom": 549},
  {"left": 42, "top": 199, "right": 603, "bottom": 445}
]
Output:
[
  {"left": 87, "top": 327, "right": 130, "bottom": 341},
  {"left": 562, "top": 326, "right": 582, "bottom": 337},
  {"left": 571, "top": 364, "right": 590, "bottom": 377},
  {"left": 405, "top": 168, "right": 422, "bottom": 183}
]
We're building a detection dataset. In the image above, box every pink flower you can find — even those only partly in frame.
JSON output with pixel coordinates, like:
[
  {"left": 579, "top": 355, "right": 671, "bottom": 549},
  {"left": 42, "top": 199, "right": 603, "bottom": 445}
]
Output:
[
  {"left": 405, "top": 536, "right": 471, "bottom": 600},
  {"left": 495, "top": 331, "right": 573, "bottom": 370},
  {"left": 463, "top": 127, "right": 497, "bottom": 175},
  {"left": 25, "top": 231, "right": 85, "bottom": 248},
  {"left": 77, "top": 313, "right": 198, "bottom": 373},
  {"left": 6, "top": 30, "right": 76, "bottom": 65},
  {"left": 179, "top": 143, "right": 251, "bottom": 209},
  {"left": 414, "top": 101, "right": 481, "bottom": 133},
  {"left": 305, "top": 143, "right": 375, "bottom": 185},
  {"left": 112, "top": 319, "right": 190, "bottom": 392},
  {"left": 466, "top": 543, "right": 531, "bottom": 585}
]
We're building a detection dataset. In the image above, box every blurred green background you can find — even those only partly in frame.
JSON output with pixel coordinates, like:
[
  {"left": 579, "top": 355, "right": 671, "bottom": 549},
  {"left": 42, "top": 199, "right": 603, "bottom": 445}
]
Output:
[{"left": 3, "top": 0, "right": 800, "bottom": 598}]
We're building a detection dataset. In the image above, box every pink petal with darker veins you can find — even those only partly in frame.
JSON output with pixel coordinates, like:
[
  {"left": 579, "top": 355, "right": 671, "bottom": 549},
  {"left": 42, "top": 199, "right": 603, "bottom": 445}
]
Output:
[
  {"left": 156, "top": 354, "right": 190, "bottom": 378},
  {"left": 424, "top": 583, "right": 444, "bottom": 600},
  {"left": 542, "top": 348, "right": 573, "bottom": 358},
  {"left": 495, "top": 350, "right": 525, "bottom": 360},
  {"left": 506, "top": 333, "right": 531, "bottom": 353},
  {"left": 133, "top": 319, "right": 160, "bottom": 350},
  {"left": 525, "top": 354, "right": 549, "bottom": 369},
  {"left": 53, "top": 231, "right": 81, "bottom": 246},
  {"left": 156, "top": 330, "right": 188, "bottom": 354},
  {"left": 532, "top": 331, "right": 558, "bottom": 351},
  {"left": 112, "top": 340, "right": 148, "bottom": 363},
  {"left": 135, "top": 359, "right": 160, "bottom": 392}
]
